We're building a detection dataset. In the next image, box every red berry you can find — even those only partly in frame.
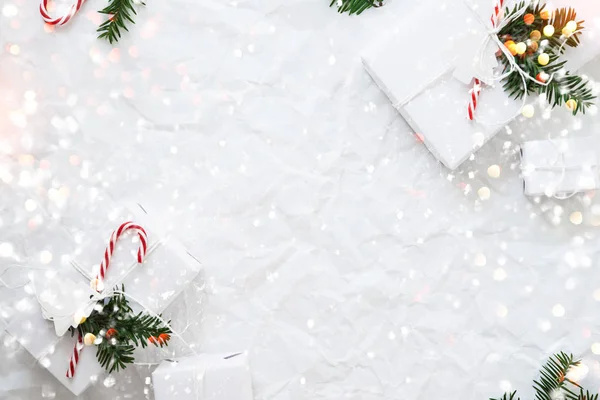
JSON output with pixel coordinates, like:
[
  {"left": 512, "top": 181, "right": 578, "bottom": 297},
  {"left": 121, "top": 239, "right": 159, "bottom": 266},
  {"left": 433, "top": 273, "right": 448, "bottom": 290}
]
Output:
[{"left": 106, "top": 328, "right": 118, "bottom": 338}]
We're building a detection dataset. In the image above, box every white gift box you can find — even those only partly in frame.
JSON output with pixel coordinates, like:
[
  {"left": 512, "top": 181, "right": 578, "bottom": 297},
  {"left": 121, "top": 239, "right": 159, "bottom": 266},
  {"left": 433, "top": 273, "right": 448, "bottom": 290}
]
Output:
[
  {"left": 520, "top": 137, "right": 600, "bottom": 197},
  {"left": 5, "top": 202, "right": 203, "bottom": 396},
  {"left": 362, "top": 0, "right": 600, "bottom": 170},
  {"left": 152, "top": 352, "right": 254, "bottom": 400}
]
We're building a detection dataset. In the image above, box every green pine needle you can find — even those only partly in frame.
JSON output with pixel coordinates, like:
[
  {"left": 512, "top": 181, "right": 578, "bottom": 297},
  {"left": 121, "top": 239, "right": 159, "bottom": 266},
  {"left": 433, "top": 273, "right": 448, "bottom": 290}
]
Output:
[
  {"left": 97, "top": 0, "right": 145, "bottom": 44},
  {"left": 329, "top": 0, "right": 383, "bottom": 15}
]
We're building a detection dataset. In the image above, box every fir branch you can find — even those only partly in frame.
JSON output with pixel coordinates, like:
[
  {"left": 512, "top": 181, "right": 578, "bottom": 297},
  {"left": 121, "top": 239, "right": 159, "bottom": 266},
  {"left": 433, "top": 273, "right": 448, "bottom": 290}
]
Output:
[
  {"left": 491, "top": 391, "right": 520, "bottom": 400},
  {"left": 329, "top": 0, "right": 382, "bottom": 15},
  {"left": 492, "top": 353, "right": 595, "bottom": 400},
  {"left": 97, "top": 0, "right": 144, "bottom": 44},
  {"left": 496, "top": 2, "right": 595, "bottom": 115},
  {"left": 70, "top": 285, "right": 172, "bottom": 373}
]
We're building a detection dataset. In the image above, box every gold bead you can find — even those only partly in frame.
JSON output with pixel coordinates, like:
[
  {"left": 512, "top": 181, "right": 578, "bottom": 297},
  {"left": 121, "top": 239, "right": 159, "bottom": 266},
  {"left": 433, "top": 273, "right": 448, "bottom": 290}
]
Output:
[
  {"left": 538, "top": 53, "right": 550, "bottom": 65},
  {"left": 530, "top": 30, "right": 542, "bottom": 41},
  {"left": 566, "top": 99, "right": 578, "bottom": 111},
  {"left": 84, "top": 333, "right": 97, "bottom": 346},
  {"left": 515, "top": 42, "right": 527, "bottom": 55}
]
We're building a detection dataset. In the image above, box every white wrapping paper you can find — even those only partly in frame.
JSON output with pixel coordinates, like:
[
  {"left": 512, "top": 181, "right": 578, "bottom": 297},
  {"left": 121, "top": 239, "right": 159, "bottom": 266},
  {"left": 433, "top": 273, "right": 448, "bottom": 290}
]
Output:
[
  {"left": 521, "top": 137, "right": 600, "bottom": 197},
  {"left": 152, "top": 352, "right": 253, "bottom": 400},
  {"left": 362, "top": 0, "right": 600, "bottom": 170},
  {"left": 5, "top": 203, "right": 203, "bottom": 396}
]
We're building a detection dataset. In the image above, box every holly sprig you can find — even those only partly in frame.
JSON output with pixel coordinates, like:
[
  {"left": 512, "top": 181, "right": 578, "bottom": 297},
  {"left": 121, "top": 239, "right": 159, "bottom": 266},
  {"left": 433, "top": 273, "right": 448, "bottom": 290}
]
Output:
[
  {"left": 97, "top": 0, "right": 144, "bottom": 44},
  {"left": 329, "top": 0, "right": 383, "bottom": 15},
  {"left": 497, "top": 2, "right": 595, "bottom": 115},
  {"left": 69, "top": 284, "right": 171, "bottom": 373},
  {"left": 491, "top": 352, "right": 598, "bottom": 400}
]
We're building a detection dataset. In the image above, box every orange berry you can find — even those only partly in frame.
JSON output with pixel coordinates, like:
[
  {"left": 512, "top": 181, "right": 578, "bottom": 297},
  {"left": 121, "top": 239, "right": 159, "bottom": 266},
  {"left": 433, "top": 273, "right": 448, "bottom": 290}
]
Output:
[
  {"left": 529, "top": 41, "right": 539, "bottom": 52},
  {"left": 540, "top": 9, "right": 550, "bottom": 20},
  {"left": 106, "top": 328, "right": 117, "bottom": 338},
  {"left": 524, "top": 13, "right": 535, "bottom": 25},
  {"left": 148, "top": 336, "right": 158, "bottom": 345},
  {"left": 158, "top": 333, "right": 171, "bottom": 345},
  {"left": 504, "top": 40, "right": 517, "bottom": 56},
  {"left": 536, "top": 72, "right": 547, "bottom": 83}
]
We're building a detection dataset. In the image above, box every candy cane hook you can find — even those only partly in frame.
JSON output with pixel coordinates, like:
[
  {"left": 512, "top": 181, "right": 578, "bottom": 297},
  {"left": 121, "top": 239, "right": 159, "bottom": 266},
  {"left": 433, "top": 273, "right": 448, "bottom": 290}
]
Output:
[
  {"left": 66, "top": 221, "right": 148, "bottom": 379},
  {"left": 40, "top": 0, "right": 86, "bottom": 26}
]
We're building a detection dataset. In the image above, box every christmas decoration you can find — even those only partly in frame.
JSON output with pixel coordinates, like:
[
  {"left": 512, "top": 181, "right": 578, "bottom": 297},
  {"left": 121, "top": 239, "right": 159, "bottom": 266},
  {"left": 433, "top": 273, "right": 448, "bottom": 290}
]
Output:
[
  {"left": 495, "top": 2, "right": 595, "bottom": 116},
  {"left": 520, "top": 136, "right": 598, "bottom": 197},
  {"left": 5, "top": 203, "right": 203, "bottom": 396},
  {"left": 39, "top": 0, "right": 143, "bottom": 43},
  {"left": 152, "top": 352, "right": 254, "bottom": 400},
  {"left": 329, "top": 0, "right": 383, "bottom": 15},
  {"left": 97, "top": 0, "right": 145, "bottom": 44},
  {"left": 70, "top": 284, "right": 172, "bottom": 374},
  {"left": 361, "top": 0, "right": 600, "bottom": 169},
  {"left": 492, "top": 352, "right": 597, "bottom": 400}
]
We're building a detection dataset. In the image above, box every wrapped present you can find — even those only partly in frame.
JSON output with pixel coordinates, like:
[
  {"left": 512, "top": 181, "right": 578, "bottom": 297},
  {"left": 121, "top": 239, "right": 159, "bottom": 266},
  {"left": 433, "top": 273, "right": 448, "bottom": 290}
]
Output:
[
  {"left": 152, "top": 352, "right": 254, "bottom": 400},
  {"left": 5, "top": 202, "right": 203, "bottom": 396},
  {"left": 362, "top": 0, "right": 600, "bottom": 170},
  {"left": 520, "top": 136, "right": 599, "bottom": 197}
]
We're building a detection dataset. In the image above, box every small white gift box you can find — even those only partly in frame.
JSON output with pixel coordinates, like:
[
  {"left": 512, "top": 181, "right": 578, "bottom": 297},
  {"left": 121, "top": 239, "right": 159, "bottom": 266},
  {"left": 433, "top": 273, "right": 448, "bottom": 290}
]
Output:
[
  {"left": 5, "top": 202, "right": 203, "bottom": 396},
  {"left": 520, "top": 137, "right": 599, "bottom": 197},
  {"left": 362, "top": 0, "right": 600, "bottom": 170},
  {"left": 152, "top": 352, "right": 254, "bottom": 400}
]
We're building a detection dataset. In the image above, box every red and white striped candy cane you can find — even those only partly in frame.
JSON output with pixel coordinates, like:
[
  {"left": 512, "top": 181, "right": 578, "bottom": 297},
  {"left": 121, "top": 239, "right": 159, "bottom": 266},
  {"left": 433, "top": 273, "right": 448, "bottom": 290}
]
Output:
[
  {"left": 65, "top": 334, "right": 84, "bottom": 379},
  {"left": 467, "top": 0, "right": 505, "bottom": 121},
  {"left": 66, "top": 221, "right": 148, "bottom": 379},
  {"left": 40, "top": 0, "right": 86, "bottom": 26}
]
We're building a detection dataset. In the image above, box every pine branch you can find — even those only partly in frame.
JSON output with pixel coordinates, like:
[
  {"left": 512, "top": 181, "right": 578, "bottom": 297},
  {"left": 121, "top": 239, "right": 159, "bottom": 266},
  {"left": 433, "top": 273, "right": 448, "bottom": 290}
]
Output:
[
  {"left": 533, "top": 352, "right": 581, "bottom": 400},
  {"left": 329, "top": 0, "right": 383, "bottom": 15},
  {"left": 496, "top": 2, "right": 595, "bottom": 115},
  {"left": 71, "top": 285, "right": 172, "bottom": 373},
  {"left": 491, "top": 391, "right": 520, "bottom": 400},
  {"left": 116, "top": 312, "right": 171, "bottom": 348},
  {"left": 493, "top": 353, "right": 593, "bottom": 400},
  {"left": 97, "top": 0, "right": 144, "bottom": 44}
]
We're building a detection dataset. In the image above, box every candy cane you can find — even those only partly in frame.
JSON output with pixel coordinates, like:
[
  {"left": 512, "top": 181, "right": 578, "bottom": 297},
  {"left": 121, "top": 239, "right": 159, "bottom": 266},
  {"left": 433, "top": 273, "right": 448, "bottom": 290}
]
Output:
[
  {"left": 66, "top": 334, "right": 84, "bottom": 378},
  {"left": 468, "top": 0, "right": 505, "bottom": 120},
  {"left": 467, "top": 78, "right": 482, "bottom": 121},
  {"left": 66, "top": 222, "right": 147, "bottom": 379},
  {"left": 40, "top": 0, "right": 86, "bottom": 26}
]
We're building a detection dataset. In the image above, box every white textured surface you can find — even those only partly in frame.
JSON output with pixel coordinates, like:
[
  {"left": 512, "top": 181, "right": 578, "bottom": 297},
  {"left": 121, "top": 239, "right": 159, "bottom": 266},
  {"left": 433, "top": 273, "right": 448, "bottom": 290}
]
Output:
[{"left": 2, "top": 0, "right": 600, "bottom": 399}]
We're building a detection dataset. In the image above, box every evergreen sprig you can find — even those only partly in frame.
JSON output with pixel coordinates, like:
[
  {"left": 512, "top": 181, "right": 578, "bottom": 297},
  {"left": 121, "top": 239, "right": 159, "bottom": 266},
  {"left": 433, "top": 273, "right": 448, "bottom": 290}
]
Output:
[
  {"left": 97, "top": 0, "right": 144, "bottom": 44},
  {"left": 329, "top": 0, "right": 383, "bottom": 15},
  {"left": 70, "top": 284, "right": 172, "bottom": 373},
  {"left": 497, "top": 2, "right": 595, "bottom": 115},
  {"left": 491, "top": 352, "right": 598, "bottom": 400}
]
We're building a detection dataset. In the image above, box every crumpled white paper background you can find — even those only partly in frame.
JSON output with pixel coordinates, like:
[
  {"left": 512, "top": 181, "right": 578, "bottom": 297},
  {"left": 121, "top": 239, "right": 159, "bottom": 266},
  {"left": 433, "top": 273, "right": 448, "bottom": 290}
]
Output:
[{"left": 1, "top": 0, "right": 600, "bottom": 399}]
